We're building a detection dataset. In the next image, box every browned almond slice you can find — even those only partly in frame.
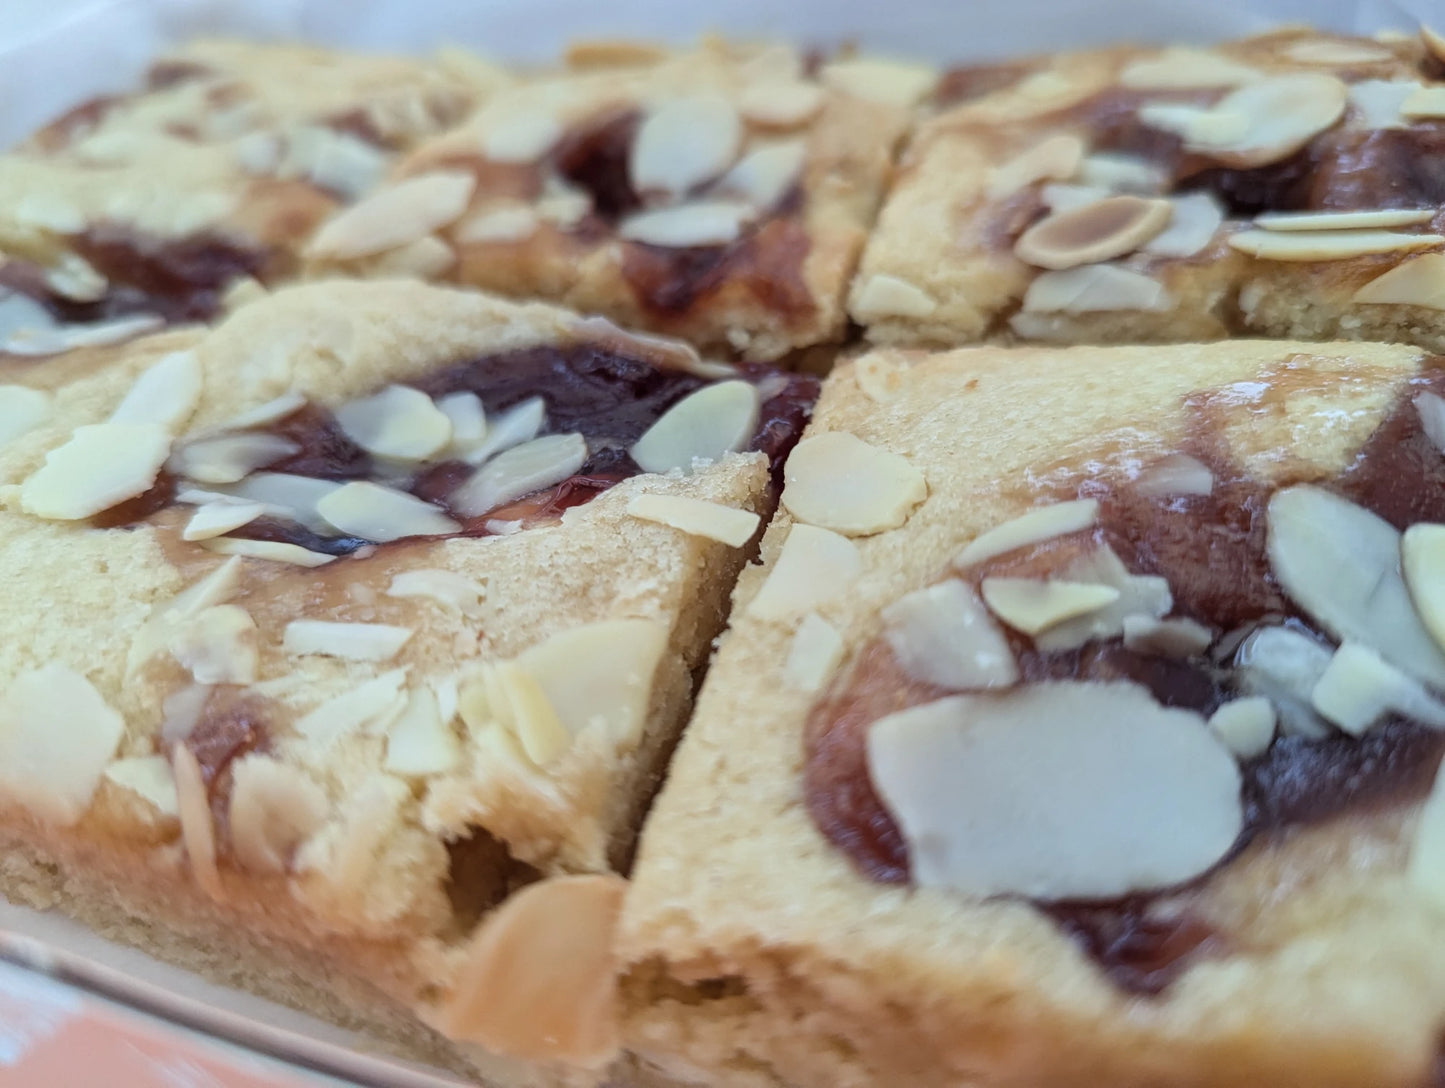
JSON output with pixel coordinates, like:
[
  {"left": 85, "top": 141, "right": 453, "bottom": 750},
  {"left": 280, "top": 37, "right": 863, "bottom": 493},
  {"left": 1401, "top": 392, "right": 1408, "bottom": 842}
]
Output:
[
  {"left": 21, "top": 423, "right": 171, "bottom": 520},
  {"left": 1015, "top": 195, "right": 1173, "bottom": 270},
  {"left": 0, "top": 385, "right": 50, "bottom": 447},
  {"left": 1229, "top": 228, "right": 1444, "bottom": 261},
  {"left": 565, "top": 39, "right": 669, "bottom": 68},
  {"left": 631, "top": 95, "right": 742, "bottom": 196},
  {"left": 1354, "top": 253, "right": 1445, "bottom": 308},
  {"left": 433, "top": 875, "right": 626, "bottom": 1066},
  {"left": 782, "top": 432, "right": 927, "bottom": 536}
]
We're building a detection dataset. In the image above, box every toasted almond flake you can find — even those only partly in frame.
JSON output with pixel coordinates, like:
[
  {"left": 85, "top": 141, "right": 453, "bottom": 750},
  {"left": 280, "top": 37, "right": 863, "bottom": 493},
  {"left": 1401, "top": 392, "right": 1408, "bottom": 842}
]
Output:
[
  {"left": 748, "top": 524, "right": 862, "bottom": 620},
  {"left": 631, "top": 95, "right": 742, "bottom": 196},
  {"left": 625, "top": 494, "right": 760, "bottom": 546},
  {"left": 283, "top": 620, "right": 414, "bottom": 662},
  {"left": 455, "top": 204, "right": 540, "bottom": 244},
  {"left": 213, "top": 393, "right": 307, "bottom": 432},
  {"left": 1404, "top": 523, "right": 1445, "bottom": 654},
  {"left": 955, "top": 499, "right": 1098, "bottom": 567},
  {"left": 1232, "top": 228, "right": 1445, "bottom": 261},
  {"left": 1418, "top": 394, "right": 1445, "bottom": 454},
  {"left": 385, "top": 687, "right": 461, "bottom": 777},
  {"left": 433, "top": 875, "right": 625, "bottom": 1066},
  {"left": 480, "top": 107, "right": 563, "bottom": 163},
  {"left": 229, "top": 755, "right": 329, "bottom": 874},
  {"left": 883, "top": 580, "right": 1018, "bottom": 689},
  {"left": 1312, "top": 641, "right": 1445, "bottom": 735},
  {"left": 1135, "top": 453, "right": 1214, "bottom": 498},
  {"left": 1015, "top": 195, "right": 1173, "bottom": 270},
  {"left": 1019, "top": 263, "right": 1172, "bottom": 313},
  {"left": 1269, "top": 485, "right": 1445, "bottom": 687},
  {"left": 202, "top": 537, "right": 337, "bottom": 567},
  {"left": 738, "top": 82, "right": 825, "bottom": 126},
  {"left": 1257, "top": 208, "right": 1435, "bottom": 232},
  {"left": 783, "top": 612, "right": 845, "bottom": 693},
  {"left": 981, "top": 578, "right": 1121, "bottom": 635},
  {"left": 1403, "top": 86, "right": 1445, "bottom": 119},
  {"left": 630, "top": 380, "right": 760, "bottom": 474},
  {"left": 20, "top": 422, "right": 170, "bottom": 520},
  {"left": 1233, "top": 625, "right": 1334, "bottom": 740},
  {"left": 316, "top": 481, "right": 459, "bottom": 543},
  {"left": 719, "top": 140, "right": 807, "bottom": 209},
  {"left": 986, "top": 135, "right": 1086, "bottom": 199},
  {"left": 1141, "top": 193, "right": 1224, "bottom": 258},
  {"left": 618, "top": 201, "right": 754, "bottom": 247},
  {"left": 335, "top": 384, "right": 453, "bottom": 461},
  {"left": 1033, "top": 545, "right": 1172, "bottom": 652},
  {"left": 387, "top": 569, "right": 486, "bottom": 617},
  {"left": 174, "top": 432, "right": 300, "bottom": 485},
  {"left": 450, "top": 432, "right": 588, "bottom": 518},
  {"left": 182, "top": 501, "right": 267, "bottom": 541},
  {"left": 1118, "top": 48, "right": 1261, "bottom": 89},
  {"left": 1283, "top": 39, "right": 1392, "bottom": 65},
  {"left": 820, "top": 57, "right": 938, "bottom": 106},
  {"left": 1207, "top": 697, "right": 1276, "bottom": 759},
  {"left": 1076, "top": 153, "right": 1166, "bottom": 194},
  {"left": 168, "top": 604, "right": 259, "bottom": 684},
  {"left": 461, "top": 397, "right": 545, "bottom": 465},
  {"left": 110, "top": 350, "right": 202, "bottom": 431},
  {"left": 172, "top": 745, "right": 222, "bottom": 900},
  {"left": 852, "top": 273, "right": 938, "bottom": 320},
  {"left": 782, "top": 432, "right": 927, "bottom": 536},
  {"left": 104, "top": 755, "right": 179, "bottom": 818},
  {"left": 868, "top": 683, "right": 1242, "bottom": 899},
  {"left": 295, "top": 669, "right": 409, "bottom": 747},
  {"left": 0, "top": 665, "right": 125, "bottom": 827},
  {"left": 1354, "top": 253, "right": 1445, "bottom": 308},
  {"left": 0, "top": 385, "right": 51, "bottom": 447},
  {"left": 307, "top": 171, "right": 477, "bottom": 260},
  {"left": 1122, "top": 614, "right": 1213, "bottom": 658}
]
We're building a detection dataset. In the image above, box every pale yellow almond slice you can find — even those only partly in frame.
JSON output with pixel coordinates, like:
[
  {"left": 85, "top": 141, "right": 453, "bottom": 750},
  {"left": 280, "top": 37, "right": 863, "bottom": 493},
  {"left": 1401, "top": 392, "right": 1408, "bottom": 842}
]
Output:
[
  {"left": 4, "top": 315, "right": 163, "bottom": 358},
  {"left": 1311, "top": 641, "right": 1445, "bottom": 735},
  {"left": 432, "top": 874, "right": 626, "bottom": 1067},
  {"left": 202, "top": 537, "right": 337, "bottom": 568},
  {"left": 1121, "top": 615, "right": 1214, "bottom": 658},
  {"left": 462, "top": 397, "right": 546, "bottom": 465},
  {"left": 1015, "top": 195, "right": 1173, "bottom": 270},
  {"left": 1233, "top": 625, "right": 1334, "bottom": 740},
  {"left": 0, "top": 385, "right": 51, "bottom": 447},
  {"left": 738, "top": 82, "right": 825, "bottom": 126},
  {"left": 437, "top": 392, "right": 487, "bottom": 452},
  {"left": 282, "top": 620, "right": 414, "bottom": 663},
  {"left": 618, "top": 201, "right": 755, "bottom": 247},
  {"left": 1256, "top": 208, "right": 1435, "bottom": 231},
  {"left": 883, "top": 580, "right": 1018, "bottom": 688},
  {"left": 387, "top": 569, "right": 486, "bottom": 617},
  {"left": 384, "top": 688, "right": 461, "bottom": 777},
  {"left": 1229, "top": 228, "right": 1444, "bottom": 261},
  {"left": 987, "top": 134, "right": 1086, "bottom": 199},
  {"left": 1033, "top": 545, "right": 1173, "bottom": 652},
  {"left": 1207, "top": 697, "right": 1276, "bottom": 759},
  {"left": 820, "top": 57, "right": 938, "bottom": 106},
  {"left": 955, "top": 499, "right": 1098, "bottom": 567},
  {"left": 183, "top": 500, "right": 268, "bottom": 541},
  {"left": 1040, "top": 183, "right": 1112, "bottom": 214},
  {"left": 306, "top": 171, "right": 477, "bottom": 260},
  {"left": 1134, "top": 453, "right": 1214, "bottom": 499},
  {"left": 456, "top": 203, "right": 540, "bottom": 245},
  {"left": 1140, "top": 193, "right": 1224, "bottom": 258},
  {"left": 1118, "top": 47, "right": 1261, "bottom": 90},
  {"left": 168, "top": 604, "right": 259, "bottom": 685},
  {"left": 783, "top": 612, "right": 845, "bottom": 693},
  {"left": 1348, "top": 79, "right": 1416, "bottom": 129},
  {"left": 719, "top": 140, "right": 807, "bottom": 209},
  {"left": 21, "top": 422, "right": 171, "bottom": 520},
  {"left": 171, "top": 433, "right": 299, "bottom": 485},
  {"left": 782, "top": 431, "right": 927, "bottom": 536},
  {"left": 229, "top": 755, "right": 329, "bottom": 874},
  {"left": 172, "top": 744, "right": 222, "bottom": 900},
  {"left": 295, "top": 670, "right": 409, "bottom": 747},
  {"left": 104, "top": 755, "right": 179, "bottom": 818},
  {"left": 631, "top": 95, "right": 742, "bottom": 196},
  {"left": 1077, "top": 153, "right": 1166, "bottom": 194},
  {"left": 110, "top": 350, "right": 202, "bottom": 431},
  {"left": 371, "top": 235, "right": 456, "bottom": 279},
  {"left": 1020, "top": 263, "right": 1172, "bottom": 313},
  {"left": 630, "top": 380, "right": 760, "bottom": 474},
  {"left": 484, "top": 661, "right": 572, "bottom": 766},
  {"left": 450, "top": 433, "right": 588, "bottom": 517},
  {"left": 852, "top": 273, "right": 938, "bottom": 320},
  {"left": 748, "top": 524, "right": 862, "bottom": 620},
  {"left": 1354, "top": 253, "right": 1445, "bottom": 308},
  {"left": 335, "top": 384, "right": 453, "bottom": 462},
  {"left": 625, "top": 493, "right": 760, "bottom": 546},
  {"left": 1403, "top": 86, "right": 1445, "bottom": 119},
  {"left": 316, "top": 481, "right": 459, "bottom": 543},
  {"left": 1404, "top": 523, "right": 1445, "bottom": 655},
  {"left": 564, "top": 39, "right": 669, "bottom": 68},
  {"left": 212, "top": 393, "right": 307, "bottom": 433},
  {"left": 1282, "top": 40, "right": 1392, "bottom": 65},
  {"left": 0, "top": 665, "right": 125, "bottom": 827},
  {"left": 981, "top": 578, "right": 1121, "bottom": 635},
  {"left": 1417, "top": 393, "right": 1445, "bottom": 453},
  {"left": 479, "top": 106, "right": 564, "bottom": 163}
]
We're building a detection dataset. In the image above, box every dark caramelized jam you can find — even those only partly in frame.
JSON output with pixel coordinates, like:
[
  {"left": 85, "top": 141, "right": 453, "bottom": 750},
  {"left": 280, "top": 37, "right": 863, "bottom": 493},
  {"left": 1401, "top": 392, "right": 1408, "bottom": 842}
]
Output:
[
  {"left": 551, "top": 108, "right": 645, "bottom": 223},
  {"left": 179, "top": 697, "right": 270, "bottom": 838},
  {"left": 805, "top": 368, "right": 1445, "bottom": 994}
]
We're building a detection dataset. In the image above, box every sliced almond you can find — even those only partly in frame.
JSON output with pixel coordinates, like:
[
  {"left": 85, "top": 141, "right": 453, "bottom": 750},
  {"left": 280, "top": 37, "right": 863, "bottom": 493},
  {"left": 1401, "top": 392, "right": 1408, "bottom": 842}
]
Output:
[
  {"left": 1141, "top": 193, "right": 1224, "bottom": 259},
  {"left": 384, "top": 687, "right": 461, "bottom": 777},
  {"left": 883, "top": 579, "right": 1018, "bottom": 689},
  {"left": 110, "top": 350, "right": 202, "bottom": 431},
  {"left": 820, "top": 57, "right": 938, "bottom": 106},
  {"left": 172, "top": 744, "right": 222, "bottom": 900},
  {"left": 45, "top": 255, "right": 107, "bottom": 303},
  {"left": 986, "top": 135, "right": 1086, "bottom": 200},
  {"left": 161, "top": 684, "right": 212, "bottom": 744},
  {"left": 781, "top": 432, "right": 927, "bottom": 536},
  {"left": 127, "top": 559, "right": 244, "bottom": 680},
  {"left": 479, "top": 107, "right": 563, "bottom": 163},
  {"left": 462, "top": 397, "right": 545, "bottom": 466},
  {"left": 955, "top": 499, "right": 1098, "bottom": 568},
  {"left": 480, "top": 660, "right": 572, "bottom": 766},
  {"left": 171, "top": 433, "right": 299, "bottom": 485},
  {"left": 630, "top": 380, "right": 760, "bottom": 474},
  {"left": 1404, "top": 523, "right": 1445, "bottom": 654},
  {"left": 1312, "top": 641, "right": 1445, "bottom": 735},
  {"left": 223, "top": 473, "right": 341, "bottom": 533},
  {"left": 1418, "top": 393, "right": 1445, "bottom": 454},
  {"left": 432, "top": 875, "right": 625, "bottom": 1067},
  {"left": 1403, "top": 86, "right": 1445, "bottom": 120},
  {"left": 618, "top": 201, "right": 754, "bottom": 247},
  {"left": 450, "top": 432, "right": 588, "bottom": 518},
  {"left": 867, "top": 683, "right": 1242, "bottom": 899},
  {"left": 0, "top": 385, "right": 51, "bottom": 447},
  {"left": 1256, "top": 208, "right": 1435, "bottom": 232},
  {"left": 1015, "top": 195, "right": 1173, "bottom": 270},
  {"left": 168, "top": 604, "right": 259, "bottom": 685},
  {"left": 1033, "top": 545, "right": 1173, "bottom": 652},
  {"left": 1019, "top": 263, "right": 1172, "bottom": 313},
  {"left": 981, "top": 578, "right": 1121, "bottom": 636},
  {"left": 3, "top": 314, "right": 163, "bottom": 358},
  {"left": 202, "top": 537, "right": 338, "bottom": 568},
  {"left": 1282, "top": 39, "right": 1392, "bottom": 65},
  {"left": 1076, "top": 153, "right": 1166, "bottom": 195},
  {"left": 1268, "top": 485, "right": 1445, "bottom": 687},
  {"left": 20, "top": 423, "right": 171, "bottom": 520},
  {"left": 213, "top": 393, "right": 307, "bottom": 433},
  {"left": 1207, "top": 697, "right": 1276, "bottom": 759},
  {"left": 783, "top": 612, "right": 846, "bottom": 693},
  {"left": 1121, "top": 615, "right": 1213, "bottom": 658},
  {"left": 1424, "top": 25, "right": 1445, "bottom": 65},
  {"left": 625, "top": 494, "right": 760, "bottom": 546},
  {"left": 738, "top": 82, "right": 825, "bottom": 126},
  {"left": 852, "top": 274, "right": 938, "bottom": 320},
  {"left": 283, "top": 620, "right": 414, "bottom": 662},
  {"left": 437, "top": 393, "right": 487, "bottom": 453},
  {"left": 387, "top": 569, "right": 486, "bottom": 617},
  {"left": 1135, "top": 453, "right": 1214, "bottom": 499},
  {"left": 285, "top": 126, "right": 388, "bottom": 200},
  {"left": 1233, "top": 624, "right": 1334, "bottom": 740},
  {"left": 372, "top": 235, "right": 456, "bottom": 279},
  {"left": 1041, "top": 183, "right": 1112, "bottom": 213},
  {"left": 719, "top": 140, "right": 806, "bottom": 209},
  {"left": 1348, "top": 79, "right": 1416, "bottom": 130},
  {"left": 514, "top": 619, "right": 668, "bottom": 747},
  {"left": 747, "top": 524, "right": 862, "bottom": 620},
  {"left": 295, "top": 669, "right": 410, "bottom": 747},
  {"left": 571, "top": 316, "right": 725, "bottom": 379},
  {"left": 0, "top": 665, "right": 125, "bottom": 827},
  {"left": 229, "top": 755, "right": 329, "bottom": 874},
  {"left": 316, "top": 481, "right": 459, "bottom": 543},
  {"left": 536, "top": 181, "right": 593, "bottom": 229},
  {"left": 631, "top": 95, "right": 743, "bottom": 197},
  {"left": 455, "top": 204, "right": 540, "bottom": 245},
  {"left": 104, "top": 755, "right": 179, "bottom": 818},
  {"left": 307, "top": 171, "right": 477, "bottom": 260},
  {"left": 1118, "top": 48, "right": 1261, "bottom": 90},
  {"left": 335, "top": 384, "right": 453, "bottom": 462},
  {"left": 1354, "top": 253, "right": 1445, "bottom": 309},
  {"left": 0, "top": 291, "right": 57, "bottom": 343},
  {"left": 182, "top": 501, "right": 267, "bottom": 541}
]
